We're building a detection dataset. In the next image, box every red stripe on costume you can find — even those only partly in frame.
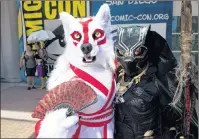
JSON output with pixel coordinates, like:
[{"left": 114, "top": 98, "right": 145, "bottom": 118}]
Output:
[
  {"left": 81, "top": 109, "right": 113, "bottom": 120},
  {"left": 79, "top": 77, "right": 115, "bottom": 116},
  {"left": 72, "top": 125, "right": 82, "bottom": 139},
  {"left": 114, "top": 59, "right": 119, "bottom": 68},
  {"left": 70, "top": 64, "right": 109, "bottom": 96},
  {"left": 100, "top": 78, "right": 115, "bottom": 111},
  {"left": 103, "top": 125, "right": 107, "bottom": 138},
  {"left": 35, "top": 119, "right": 42, "bottom": 138},
  {"left": 90, "top": 110, "right": 112, "bottom": 120},
  {"left": 79, "top": 118, "right": 112, "bottom": 127},
  {"left": 72, "top": 118, "right": 112, "bottom": 138},
  {"left": 80, "top": 18, "right": 93, "bottom": 44}
]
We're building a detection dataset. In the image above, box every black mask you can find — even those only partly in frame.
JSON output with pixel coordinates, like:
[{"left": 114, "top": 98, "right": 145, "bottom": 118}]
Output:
[{"left": 114, "top": 25, "right": 150, "bottom": 76}]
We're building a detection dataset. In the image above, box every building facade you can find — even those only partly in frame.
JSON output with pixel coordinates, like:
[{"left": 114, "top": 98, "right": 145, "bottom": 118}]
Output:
[
  {"left": 1, "top": 1, "right": 21, "bottom": 82},
  {"left": 0, "top": 1, "right": 198, "bottom": 82}
]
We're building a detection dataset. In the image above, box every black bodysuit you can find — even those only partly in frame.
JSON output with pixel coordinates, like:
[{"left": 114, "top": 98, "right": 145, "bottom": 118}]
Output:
[{"left": 115, "top": 66, "right": 163, "bottom": 139}]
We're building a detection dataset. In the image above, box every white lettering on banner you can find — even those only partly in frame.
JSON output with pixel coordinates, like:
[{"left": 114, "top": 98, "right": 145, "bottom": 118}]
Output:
[
  {"left": 106, "top": 0, "right": 157, "bottom": 6},
  {"left": 106, "top": 0, "right": 124, "bottom": 6},
  {"left": 111, "top": 14, "right": 169, "bottom": 22},
  {"left": 128, "top": 1, "right": 157, "bottom": 5}
]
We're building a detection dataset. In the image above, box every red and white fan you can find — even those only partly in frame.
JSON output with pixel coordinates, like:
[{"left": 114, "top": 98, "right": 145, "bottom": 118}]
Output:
[{"left": 32, "top": 80, "right": 98, "bottom": 119}]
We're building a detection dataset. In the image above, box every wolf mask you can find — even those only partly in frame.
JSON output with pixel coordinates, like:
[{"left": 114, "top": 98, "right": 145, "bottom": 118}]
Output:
[
  {"left": 59, "top": 4, "right": 115, "bottom": 69},
  {"left": 47, "top": 4, "right": 115, "bottom": 90}
]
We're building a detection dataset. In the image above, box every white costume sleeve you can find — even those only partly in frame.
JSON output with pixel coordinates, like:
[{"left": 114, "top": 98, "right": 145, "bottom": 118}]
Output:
[{"left": 36, "top": 109, "right": 79, "bottom": 138}]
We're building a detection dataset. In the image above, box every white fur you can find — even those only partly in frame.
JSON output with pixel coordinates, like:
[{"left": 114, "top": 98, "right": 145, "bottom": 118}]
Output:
[
  {"left": 39, "top": 4, "right": 116, "bottom": 138},
  {"left": 47, "top": 3, "right": 115, "bottom": 90},
  {"left": 37, "top": 109, "right": 79, "bottom": 138}
]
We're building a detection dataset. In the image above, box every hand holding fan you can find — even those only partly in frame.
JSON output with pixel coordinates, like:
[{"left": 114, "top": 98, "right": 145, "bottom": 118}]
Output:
[{"left": 32, "top": 80, "right": 97, "bottom": 119}]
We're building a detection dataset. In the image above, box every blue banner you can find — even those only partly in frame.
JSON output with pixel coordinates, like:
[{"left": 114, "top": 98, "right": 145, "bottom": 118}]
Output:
[{"left": 91, "top": 0, "right": 173, "bottom": 47}]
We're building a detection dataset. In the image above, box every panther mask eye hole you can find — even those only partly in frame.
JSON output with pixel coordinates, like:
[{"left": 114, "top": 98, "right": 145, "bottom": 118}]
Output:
[
  {"left": 134, "top": 46, "right": 148, "bottom": 56},
  {"left": 135, "top": 47, "right": 142, "bottom": 55}
]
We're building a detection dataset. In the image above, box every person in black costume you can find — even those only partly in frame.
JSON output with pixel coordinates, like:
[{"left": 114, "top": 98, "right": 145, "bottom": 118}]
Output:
[{"left": 114, "top": 25, "right": 198, "bottom": 139}]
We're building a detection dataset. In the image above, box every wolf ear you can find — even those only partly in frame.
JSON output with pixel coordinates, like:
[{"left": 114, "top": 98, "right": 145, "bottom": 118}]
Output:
[
  {"left": 59, "top": 12, "right": 76, "bottom": 36},
  {"left": 95, "top": 4, "right": 111, "bottom": 27}
]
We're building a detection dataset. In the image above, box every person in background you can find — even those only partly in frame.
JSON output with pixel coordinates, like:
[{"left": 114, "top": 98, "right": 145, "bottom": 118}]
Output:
[
  {"left": 20, "top": 44, "right": 36, "bottom": 90},
  {"left": 35, "top": 42, "right": 48, "bottom": 89}
]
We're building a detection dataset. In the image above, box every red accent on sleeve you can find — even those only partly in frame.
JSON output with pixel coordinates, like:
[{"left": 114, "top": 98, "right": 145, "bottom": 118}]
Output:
[
  {"left": 35, "top": 119, "right": 42, "bottom": 138},
  {"left": 114, "top": 59, "right": 119, "bottom": 68},
  {"left": 103, "top": 124, "right": 107, "bottom": 138}
]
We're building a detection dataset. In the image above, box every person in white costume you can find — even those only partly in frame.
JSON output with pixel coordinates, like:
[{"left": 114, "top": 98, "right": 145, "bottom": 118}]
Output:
[{"left": 34, "top": 4, "right": 118, "bottom": 138}]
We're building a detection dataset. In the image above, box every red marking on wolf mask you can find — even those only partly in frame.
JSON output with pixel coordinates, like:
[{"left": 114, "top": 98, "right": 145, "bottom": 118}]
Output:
[{"left": 79, "top": 18, "right": 93, "bottom": 44}]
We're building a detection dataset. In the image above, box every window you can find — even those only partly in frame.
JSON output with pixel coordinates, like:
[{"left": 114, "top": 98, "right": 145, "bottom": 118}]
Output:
[{"left": 172, "top": 16, "right": 198, "bottom": 65}]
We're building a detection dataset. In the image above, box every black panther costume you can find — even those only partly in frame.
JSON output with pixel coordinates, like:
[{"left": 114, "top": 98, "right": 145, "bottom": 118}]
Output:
[{"left": 114, "top": 25, "right": 198, "bottom": 139}]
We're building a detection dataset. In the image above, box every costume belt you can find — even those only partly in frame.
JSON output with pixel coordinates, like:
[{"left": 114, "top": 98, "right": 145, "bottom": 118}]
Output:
[{"left": 72, "top": 108, "right": 114, "bottom": 139}]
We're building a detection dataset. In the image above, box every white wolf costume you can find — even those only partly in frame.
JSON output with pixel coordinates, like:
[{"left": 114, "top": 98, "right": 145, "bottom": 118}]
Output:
[{"left": 34, "top": 4, "right": 117, "bottom": 138}]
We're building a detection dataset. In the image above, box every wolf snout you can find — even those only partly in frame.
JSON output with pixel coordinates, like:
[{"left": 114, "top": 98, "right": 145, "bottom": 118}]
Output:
[{"left": 81, "top": 43, "right": 93, "bottom": 55}]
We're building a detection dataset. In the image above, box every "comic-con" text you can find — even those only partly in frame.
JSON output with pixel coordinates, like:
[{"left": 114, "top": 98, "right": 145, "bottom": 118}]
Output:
[{"left": 22, "top": 1, "right": 87, "bottom": 36}]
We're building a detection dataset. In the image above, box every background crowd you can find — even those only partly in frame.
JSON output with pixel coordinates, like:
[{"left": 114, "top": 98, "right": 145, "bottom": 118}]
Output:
[{"left": 20, "top": 42, "right": 48, "bottom": 90}]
